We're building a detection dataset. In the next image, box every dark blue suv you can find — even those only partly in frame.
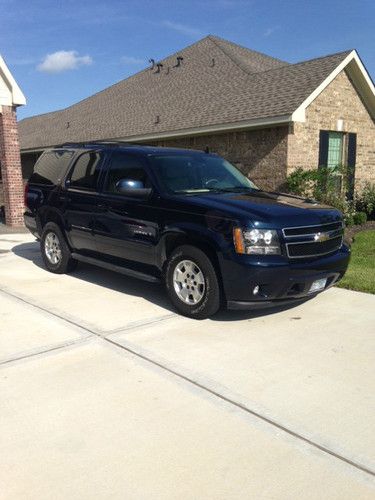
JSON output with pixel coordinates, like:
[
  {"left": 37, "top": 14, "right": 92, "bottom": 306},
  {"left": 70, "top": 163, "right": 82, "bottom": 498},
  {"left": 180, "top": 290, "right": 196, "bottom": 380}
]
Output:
[{"left": 24, "top": 142, "right": 350, "bottom": 319}]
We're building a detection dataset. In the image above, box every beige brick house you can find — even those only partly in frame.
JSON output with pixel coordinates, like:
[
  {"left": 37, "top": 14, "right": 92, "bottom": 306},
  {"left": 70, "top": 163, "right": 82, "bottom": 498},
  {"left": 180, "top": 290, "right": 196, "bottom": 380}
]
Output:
[{"left": 11, "top": 36, "right": 375, "bottom": 199}]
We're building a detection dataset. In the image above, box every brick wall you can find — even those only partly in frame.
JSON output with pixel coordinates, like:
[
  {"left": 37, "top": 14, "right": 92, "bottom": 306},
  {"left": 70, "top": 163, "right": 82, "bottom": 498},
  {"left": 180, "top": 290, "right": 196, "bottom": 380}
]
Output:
[
  {"left": 0, "top": 105, "right": 24, "bottom": 226},
  {"left": 287, "top": 69, "right": 375, "bottom": 190},
  {"left": 152, "top": 126, "right": 289, "bottom": 191}
]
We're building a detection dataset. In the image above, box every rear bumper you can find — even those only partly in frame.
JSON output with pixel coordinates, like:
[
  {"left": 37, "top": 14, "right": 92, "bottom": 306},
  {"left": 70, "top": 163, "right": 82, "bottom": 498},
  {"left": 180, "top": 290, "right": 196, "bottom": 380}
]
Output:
[
  {"left": 24, "top": 212, "right": 41, "bottom": 238},
  {"left": 220, "top": 245, "right": 351, "bottom": 307}
]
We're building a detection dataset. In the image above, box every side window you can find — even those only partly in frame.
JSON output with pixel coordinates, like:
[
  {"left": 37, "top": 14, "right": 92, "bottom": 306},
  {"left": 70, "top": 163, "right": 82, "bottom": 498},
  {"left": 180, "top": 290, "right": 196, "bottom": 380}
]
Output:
[
  {"left": 104, "top": 152, "right": 149, "bottom": 194},
  {"left": 29, "top": 150, "right": 74, "bottom": 185},
  {"left": 69, "top": 152, "right": 103, "bottom": 191}
]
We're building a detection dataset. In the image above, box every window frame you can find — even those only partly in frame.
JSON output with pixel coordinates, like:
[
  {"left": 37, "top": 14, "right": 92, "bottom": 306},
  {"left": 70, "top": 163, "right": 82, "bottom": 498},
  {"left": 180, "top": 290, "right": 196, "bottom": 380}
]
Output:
[
  {"left": 30, "top": 149, "right": 75, "bottom": 186},
  {"left": 102, "top": 151, "right": 153, "bottom": 198},
  {"left": 66, "top": 150, "right": 106, "bottom": 193}
]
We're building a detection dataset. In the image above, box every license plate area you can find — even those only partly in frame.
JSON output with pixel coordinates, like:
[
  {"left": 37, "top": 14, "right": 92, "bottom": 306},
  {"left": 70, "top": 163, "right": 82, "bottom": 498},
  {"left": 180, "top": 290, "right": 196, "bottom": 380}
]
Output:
[{"left": 309, "top": 278, "right": 327, "bottom": 294}]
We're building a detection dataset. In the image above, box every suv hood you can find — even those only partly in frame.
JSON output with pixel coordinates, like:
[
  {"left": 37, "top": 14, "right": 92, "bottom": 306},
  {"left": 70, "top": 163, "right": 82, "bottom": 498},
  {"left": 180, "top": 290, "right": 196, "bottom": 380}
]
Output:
[{"left": 170, "top": 190, "right": 342, "bottom": 227}]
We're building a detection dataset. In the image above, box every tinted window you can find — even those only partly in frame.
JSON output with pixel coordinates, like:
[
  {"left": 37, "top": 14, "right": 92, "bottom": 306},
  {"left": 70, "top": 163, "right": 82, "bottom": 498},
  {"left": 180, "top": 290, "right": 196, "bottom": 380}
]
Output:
[
  {"left": 69, "top": 152, "right": 103, "bottom": 191},
  {"left": 104, "top": 152, "right": 149, "bottom": 194},
  {"left": 29, "top": 150, "right": 74, "bottom": 185}
]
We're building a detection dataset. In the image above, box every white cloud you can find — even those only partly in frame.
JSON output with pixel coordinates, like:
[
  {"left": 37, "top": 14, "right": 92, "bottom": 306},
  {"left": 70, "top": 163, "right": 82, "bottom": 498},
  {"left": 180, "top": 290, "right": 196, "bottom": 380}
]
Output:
[
  {"left": 37, "top": 50, "right": 93, "bottom": 73},
  {"left": 263, "top": 27, "right": 279, "bottom": 37},
  {"left": 121, "top": 55, "right": 145, "bottom": 65},
  {"left": 162, "top": 20, "right": 203, "bottom": 38}
]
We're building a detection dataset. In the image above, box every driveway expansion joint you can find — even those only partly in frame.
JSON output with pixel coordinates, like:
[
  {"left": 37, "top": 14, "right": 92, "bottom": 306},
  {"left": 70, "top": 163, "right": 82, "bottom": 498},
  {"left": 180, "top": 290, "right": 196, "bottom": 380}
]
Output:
[{"left": 0, "top": 285, "right": 374, "bottom": 479}]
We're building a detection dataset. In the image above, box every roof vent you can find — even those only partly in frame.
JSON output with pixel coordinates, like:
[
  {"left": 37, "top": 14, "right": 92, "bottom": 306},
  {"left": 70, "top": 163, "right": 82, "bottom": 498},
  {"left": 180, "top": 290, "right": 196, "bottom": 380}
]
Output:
[
  {"left": 155, "top": 63, "right": 163, "bottom": 73},
  {"left": 154, "top": 115, "right": 160, "bottom": 124},
  {"left": 149, "top": 58, "right": 155, "bottom": 70},
  {"left": 210, "top": 58, "right": 215, "bottom": 67},
  {"left": 174, "top": 56, "right": 184, "bottom": 67}
]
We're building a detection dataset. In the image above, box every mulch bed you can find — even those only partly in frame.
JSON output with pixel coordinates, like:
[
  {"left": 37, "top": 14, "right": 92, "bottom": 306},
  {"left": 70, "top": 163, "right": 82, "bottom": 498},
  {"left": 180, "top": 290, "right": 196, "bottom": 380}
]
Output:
[{"left": 345, "top": 221, "right": 375, "bottom": 243}]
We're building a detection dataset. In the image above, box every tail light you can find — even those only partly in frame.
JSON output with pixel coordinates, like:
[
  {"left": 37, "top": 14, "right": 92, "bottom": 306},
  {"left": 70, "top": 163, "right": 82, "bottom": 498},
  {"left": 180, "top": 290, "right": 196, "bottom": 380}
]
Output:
[{"left": 24, "top": 182, "right": 29, "bottom": 208}]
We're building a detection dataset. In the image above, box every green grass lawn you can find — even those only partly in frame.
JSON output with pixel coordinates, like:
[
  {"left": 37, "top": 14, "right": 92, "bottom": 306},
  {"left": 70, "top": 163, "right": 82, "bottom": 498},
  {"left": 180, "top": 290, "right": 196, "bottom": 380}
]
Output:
[{"left": 338, "top": 230, "right": 375, "bottom": 294}]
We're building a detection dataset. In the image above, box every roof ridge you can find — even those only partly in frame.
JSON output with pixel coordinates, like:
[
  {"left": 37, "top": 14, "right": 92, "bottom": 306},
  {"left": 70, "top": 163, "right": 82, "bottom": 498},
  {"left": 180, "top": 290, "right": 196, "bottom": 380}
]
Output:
[
  {"left": 291, "top": 49, "right": 353, "bottom": 66},
  {"left": 208, "top": 35, "right": 287, "bottom": 66},
  {"left": 240, "top": 49, "right": 354, "bottom": 80},
  {"left": 207, "top": 35, "right": 253, "bottom": 78}
]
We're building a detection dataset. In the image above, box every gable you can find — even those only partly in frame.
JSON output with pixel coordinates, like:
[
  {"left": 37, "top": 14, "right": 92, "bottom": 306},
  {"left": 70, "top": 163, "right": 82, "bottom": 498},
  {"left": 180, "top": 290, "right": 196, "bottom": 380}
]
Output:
[
  {"left": 0, "top": 55, "right": 26, "bottom": 107},
  {"left": 292, "top": 51, "right": 375, "bottom": 122},
  {"left": 306, "top": 69, "right": 375, "bottom": 128}
]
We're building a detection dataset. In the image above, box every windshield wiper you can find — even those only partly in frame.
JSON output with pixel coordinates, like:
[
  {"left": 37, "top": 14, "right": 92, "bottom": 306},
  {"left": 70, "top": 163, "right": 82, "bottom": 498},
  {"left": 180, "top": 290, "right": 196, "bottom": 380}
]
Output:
[{"left": 206, "top": 186, "right": 256, "bottom": 193}]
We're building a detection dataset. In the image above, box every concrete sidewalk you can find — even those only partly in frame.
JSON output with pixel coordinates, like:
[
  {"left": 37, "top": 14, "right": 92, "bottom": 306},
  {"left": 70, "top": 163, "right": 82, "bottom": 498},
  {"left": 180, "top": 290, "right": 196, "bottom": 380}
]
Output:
[{"left": 1, "top": 233, "right": 375, "bottom": 499}]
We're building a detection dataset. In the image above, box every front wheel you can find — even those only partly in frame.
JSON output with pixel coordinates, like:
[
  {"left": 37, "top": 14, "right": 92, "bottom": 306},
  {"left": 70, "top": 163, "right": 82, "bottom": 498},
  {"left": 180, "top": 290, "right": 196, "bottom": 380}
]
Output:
[{"left": 166, "top": 245, "right": 221, "bottom": 319}]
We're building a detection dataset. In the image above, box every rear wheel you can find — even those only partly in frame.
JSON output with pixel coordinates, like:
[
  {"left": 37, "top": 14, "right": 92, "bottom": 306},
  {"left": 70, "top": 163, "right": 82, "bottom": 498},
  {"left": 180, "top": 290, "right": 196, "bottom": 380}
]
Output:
[
  {"left": 41, "top": 222, "right": 77, "bottom": 274},
  {"left": 166, "top": 245, "right": 221, "bottom": 319}
]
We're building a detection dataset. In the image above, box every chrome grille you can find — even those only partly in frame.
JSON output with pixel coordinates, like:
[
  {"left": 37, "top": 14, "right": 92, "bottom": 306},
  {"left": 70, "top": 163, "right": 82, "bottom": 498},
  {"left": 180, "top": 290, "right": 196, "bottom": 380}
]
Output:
[{"left": 283, "top": 221, "right": 344, "bottom": 259}]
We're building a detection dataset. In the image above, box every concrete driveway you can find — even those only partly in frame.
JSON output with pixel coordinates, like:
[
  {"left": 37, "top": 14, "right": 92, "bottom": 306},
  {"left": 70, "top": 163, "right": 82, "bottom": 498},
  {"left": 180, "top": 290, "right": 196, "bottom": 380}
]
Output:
[{"left": 1, "top": 233, "right": 374, "bottom": 499}]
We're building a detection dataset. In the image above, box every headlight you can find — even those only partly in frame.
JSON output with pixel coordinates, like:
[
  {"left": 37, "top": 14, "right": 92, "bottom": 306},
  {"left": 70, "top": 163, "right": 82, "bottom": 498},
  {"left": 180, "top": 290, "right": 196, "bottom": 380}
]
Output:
[{"left": 233, "top": 227, "right": 281, "bottom": 255}]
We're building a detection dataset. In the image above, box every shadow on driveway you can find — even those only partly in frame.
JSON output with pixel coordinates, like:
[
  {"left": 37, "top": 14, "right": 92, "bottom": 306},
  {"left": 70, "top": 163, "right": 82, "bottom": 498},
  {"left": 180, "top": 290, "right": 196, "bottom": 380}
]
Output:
[{"left": 12, "top": 241, "right": 313, "bottom": 322}]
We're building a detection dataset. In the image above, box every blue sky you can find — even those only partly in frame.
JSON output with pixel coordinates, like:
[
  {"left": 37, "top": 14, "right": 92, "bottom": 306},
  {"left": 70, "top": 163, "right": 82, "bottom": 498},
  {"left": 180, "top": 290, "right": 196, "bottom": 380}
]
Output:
[{"left": 1, "top": 0, "right": 374, "bottom": 120}]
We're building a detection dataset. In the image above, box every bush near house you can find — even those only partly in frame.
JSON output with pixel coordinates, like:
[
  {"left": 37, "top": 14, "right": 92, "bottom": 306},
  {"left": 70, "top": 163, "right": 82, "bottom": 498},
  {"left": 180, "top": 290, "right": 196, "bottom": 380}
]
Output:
[
  {"left": 285, "top": 166, "right": 375, "bottom": 225},
  {"left": 355, "top": 182, "right": 375, "bottom": 220}
]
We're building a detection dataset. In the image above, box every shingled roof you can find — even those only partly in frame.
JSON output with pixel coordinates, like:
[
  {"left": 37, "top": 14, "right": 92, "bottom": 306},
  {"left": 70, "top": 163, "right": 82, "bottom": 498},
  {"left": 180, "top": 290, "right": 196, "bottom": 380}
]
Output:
[{"left": 18, "top": 35, "right": 353, "bottom": 150}]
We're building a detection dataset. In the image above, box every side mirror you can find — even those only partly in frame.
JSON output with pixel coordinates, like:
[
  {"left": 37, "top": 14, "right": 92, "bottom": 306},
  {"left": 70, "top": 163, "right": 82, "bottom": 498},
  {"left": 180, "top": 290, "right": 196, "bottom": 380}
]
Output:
[{"left": 115, "top": 178, "right": 152, "bottom": 199}]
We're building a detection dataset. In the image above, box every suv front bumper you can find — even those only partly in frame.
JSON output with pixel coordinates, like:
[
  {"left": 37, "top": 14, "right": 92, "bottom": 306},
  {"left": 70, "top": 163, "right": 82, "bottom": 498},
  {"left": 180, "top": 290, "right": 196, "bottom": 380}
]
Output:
[{"left": 220, "top": 245, "right": 350, "bottom": 310}]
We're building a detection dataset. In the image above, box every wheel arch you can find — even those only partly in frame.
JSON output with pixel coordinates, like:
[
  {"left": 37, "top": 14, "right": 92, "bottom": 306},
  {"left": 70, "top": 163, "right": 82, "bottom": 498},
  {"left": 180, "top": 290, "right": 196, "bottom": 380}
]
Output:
[{"left": 159, "top": 230, "right": 225, "bottom": 300}]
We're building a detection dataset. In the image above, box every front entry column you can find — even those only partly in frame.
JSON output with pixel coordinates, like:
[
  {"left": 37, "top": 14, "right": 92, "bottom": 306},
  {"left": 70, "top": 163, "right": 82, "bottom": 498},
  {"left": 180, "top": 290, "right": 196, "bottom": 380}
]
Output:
[{"left": 0, "top": 105, "right": 25, "bottom": 226}]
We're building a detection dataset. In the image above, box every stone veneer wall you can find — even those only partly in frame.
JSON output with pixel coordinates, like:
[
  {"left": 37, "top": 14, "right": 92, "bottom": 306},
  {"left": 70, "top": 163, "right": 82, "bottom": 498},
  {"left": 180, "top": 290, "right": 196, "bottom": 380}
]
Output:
[
  {"left": 287, "top": 69, "right": 375, "bottom": 190},
  {"left": 152, "top": 126, "right": 289, "bottom": 191}
]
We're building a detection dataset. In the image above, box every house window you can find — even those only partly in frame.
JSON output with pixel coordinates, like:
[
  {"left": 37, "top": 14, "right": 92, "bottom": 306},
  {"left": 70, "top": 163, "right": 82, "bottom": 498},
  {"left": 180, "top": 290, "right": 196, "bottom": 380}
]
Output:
[
  {"left": 318, "top": 130, "right": 357, "bottom": 198},
  {"left": 327, "top": 132, "right": 343, "bottom": 168}
]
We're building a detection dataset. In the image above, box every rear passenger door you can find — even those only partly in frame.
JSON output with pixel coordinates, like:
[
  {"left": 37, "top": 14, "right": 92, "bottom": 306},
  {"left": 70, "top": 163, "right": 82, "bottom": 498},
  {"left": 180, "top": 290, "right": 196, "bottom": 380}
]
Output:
[{"left": 62, "top": 150, "right": 105, "bottom": 255}]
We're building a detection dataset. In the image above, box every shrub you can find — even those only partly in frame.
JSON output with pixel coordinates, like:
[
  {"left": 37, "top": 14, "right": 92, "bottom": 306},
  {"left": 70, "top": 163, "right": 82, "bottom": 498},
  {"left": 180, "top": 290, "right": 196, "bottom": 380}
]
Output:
[
  {"left": 285, "top": 168, "right": 315, "bottom": 197},
  {"left": 353, "top": 211, "right": 367, "bottom": 225},
  {"left": 355, "top": 183, "right": 375, "bottom": 220},
  {"left": 285, "top": 165, "right": 371, "bottom": 226},
  {"left": 345, "top": 215, "right": 355, "bottom": 227}
]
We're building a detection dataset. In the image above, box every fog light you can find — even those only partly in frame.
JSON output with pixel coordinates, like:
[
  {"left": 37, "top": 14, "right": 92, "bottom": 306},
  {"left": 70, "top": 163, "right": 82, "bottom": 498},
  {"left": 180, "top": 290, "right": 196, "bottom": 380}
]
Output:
[{"left": 253, "top": 285, "right": 260, "bottom": 295}]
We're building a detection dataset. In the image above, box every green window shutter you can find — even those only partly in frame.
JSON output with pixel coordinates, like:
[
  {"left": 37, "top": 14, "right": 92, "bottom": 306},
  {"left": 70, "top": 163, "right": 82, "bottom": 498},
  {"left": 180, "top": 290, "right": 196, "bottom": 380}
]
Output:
[
  {"left": 318, "top": 130, "right": 329, "bottom": 167},
  {"left": 347, "top": 133, "right": 357, "bottom": 200},
  {"left": 347, "top": 133, "right": 357, "bottom": 168}
]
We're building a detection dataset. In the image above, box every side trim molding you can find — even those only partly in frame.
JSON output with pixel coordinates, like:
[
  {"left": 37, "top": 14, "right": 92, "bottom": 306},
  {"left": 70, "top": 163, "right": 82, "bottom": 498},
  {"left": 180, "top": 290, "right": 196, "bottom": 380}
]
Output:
[{"left": 71, "top": 253, "right": 160, "bottom": 283}]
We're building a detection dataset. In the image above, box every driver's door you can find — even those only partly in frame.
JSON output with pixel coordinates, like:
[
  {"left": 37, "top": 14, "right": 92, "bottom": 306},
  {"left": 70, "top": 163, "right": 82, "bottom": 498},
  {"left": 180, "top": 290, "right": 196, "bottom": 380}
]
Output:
[{"left": 94, "top": 151, "right": 159, "bottom": 267}]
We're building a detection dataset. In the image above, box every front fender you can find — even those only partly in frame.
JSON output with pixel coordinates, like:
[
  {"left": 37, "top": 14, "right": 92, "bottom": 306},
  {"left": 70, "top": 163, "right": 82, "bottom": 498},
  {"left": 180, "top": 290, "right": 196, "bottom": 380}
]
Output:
[{"left": 156, "top": 221, "right": 233, "bottom": 270}]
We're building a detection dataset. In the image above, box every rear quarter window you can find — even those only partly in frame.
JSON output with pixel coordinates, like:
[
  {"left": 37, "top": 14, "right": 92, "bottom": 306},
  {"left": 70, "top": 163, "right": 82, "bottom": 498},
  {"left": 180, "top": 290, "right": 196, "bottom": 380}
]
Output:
[{"left": 29, "top": 150, "right": 74, "bottom": 185}]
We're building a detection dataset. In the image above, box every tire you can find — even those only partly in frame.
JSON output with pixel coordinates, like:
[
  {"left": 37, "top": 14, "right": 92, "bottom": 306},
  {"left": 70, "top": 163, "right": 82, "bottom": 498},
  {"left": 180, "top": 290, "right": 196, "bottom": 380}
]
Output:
[
  {"left": 41, "top": 222, "right": 77, "bottom": 274},
  {"left": 166, "top": 245, "right": 221, "bottom": 319}
]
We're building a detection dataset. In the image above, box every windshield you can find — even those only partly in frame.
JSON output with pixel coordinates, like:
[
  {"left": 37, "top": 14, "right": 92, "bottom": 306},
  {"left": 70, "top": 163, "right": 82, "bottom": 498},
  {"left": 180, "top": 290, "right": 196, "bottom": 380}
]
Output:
[{"left": 149, "top": 154, "right": 259, "bottom": 194}]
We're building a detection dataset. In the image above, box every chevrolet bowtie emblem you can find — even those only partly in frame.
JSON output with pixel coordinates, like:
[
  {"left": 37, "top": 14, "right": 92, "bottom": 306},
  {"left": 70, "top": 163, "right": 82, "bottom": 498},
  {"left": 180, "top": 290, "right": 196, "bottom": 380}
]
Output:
[{"left": 314, "top": 232, "right": 330, "bottom": 242}]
